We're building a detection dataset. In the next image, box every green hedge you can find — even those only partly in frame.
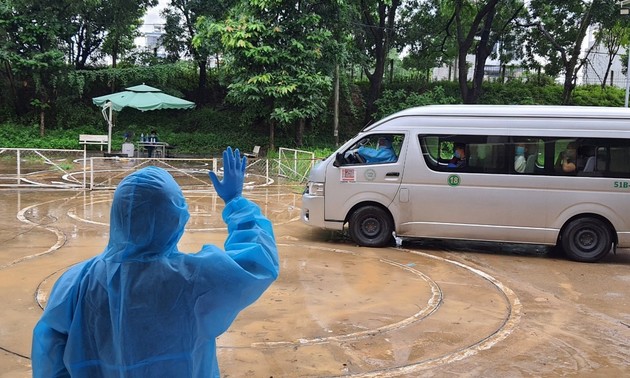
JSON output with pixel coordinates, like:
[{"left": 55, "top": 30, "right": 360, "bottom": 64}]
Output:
[{"left": 2, "top": 81, "right": 628, "bottom": 154}]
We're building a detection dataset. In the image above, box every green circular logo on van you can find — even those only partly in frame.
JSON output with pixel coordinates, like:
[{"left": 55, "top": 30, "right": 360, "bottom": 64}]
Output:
[
  {"left": 364, "top": 169, "right": 376, "bottom": 181},
  {"left": 447, "top": 175, "right": 461, "bottom": 187}
]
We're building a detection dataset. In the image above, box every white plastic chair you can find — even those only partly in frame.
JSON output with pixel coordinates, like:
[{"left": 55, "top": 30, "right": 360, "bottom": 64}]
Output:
[{"left": 244, "top": 145, "right": 260, "bottom": 158}]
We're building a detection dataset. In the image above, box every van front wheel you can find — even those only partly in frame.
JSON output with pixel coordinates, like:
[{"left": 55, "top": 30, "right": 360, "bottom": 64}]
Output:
[
  {"left": 561, "top": 217, "right": 612, "bottom": 263},
  {"left": 348, "top": 206, "right": 393, "bottom": 247}
]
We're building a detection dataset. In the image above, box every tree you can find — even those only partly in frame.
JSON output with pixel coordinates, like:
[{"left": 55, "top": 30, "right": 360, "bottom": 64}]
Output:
[
  {"left": 522, "top": 0, "right": 604, "bottom": 104},
  {"left": 101, "top": 0, "right": 156, "bottom": 69},
  {"left": 0, "top": 0, "right": 20, "bottom": 113},
  {"left": 197, "top": 0, "right": 334, "bottom": 150},
  {"left": 349, "top": 0, "right": 402, "bottom": 125},
  {"left": 322, "top": 1, "right": 355, "bottom": 146},
  {"left": 162, "top": 0, "right": 236, "bottom": 103},
  {"left": 399, "top": 0, "right": 458, "bottom": 81},
  {"left": 160, "top": 7, "right": 186, "bottom": 63},
  {"left": 453, "top": 0, "right": 525, "bottom": 104},
  {"left": 592, "top": 0, "right": 630, "bottom": 88},
  {"left": 67, "top": 1, "right": 108, "bottom": 69},
  {"left": 0, "top": 0, "right": 71, "bottom": 134},
  {"left": 401, "top": 0, "right": 525, "bottom": 104}
]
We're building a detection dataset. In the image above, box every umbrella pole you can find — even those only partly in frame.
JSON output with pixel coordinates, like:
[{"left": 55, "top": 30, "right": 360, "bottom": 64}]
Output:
[{"left": 106, "top": 102, "right": 113, "bottom": 153}]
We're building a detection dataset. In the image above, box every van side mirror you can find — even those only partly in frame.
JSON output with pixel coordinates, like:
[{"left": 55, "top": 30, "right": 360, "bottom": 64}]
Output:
[{"left": 334, "top": 152, "right": 344, "bottom": 167}]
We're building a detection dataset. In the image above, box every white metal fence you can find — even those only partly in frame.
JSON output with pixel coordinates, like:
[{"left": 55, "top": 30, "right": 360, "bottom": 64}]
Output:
[
  {"left": 0, "top": 148, "right": 86, "bottom": 188},
  {"left": 277, "top": 147, "right": 316, "bottom": 183},
  {"left": 0, "top": 147, "right": 319, "bottom": 190}
]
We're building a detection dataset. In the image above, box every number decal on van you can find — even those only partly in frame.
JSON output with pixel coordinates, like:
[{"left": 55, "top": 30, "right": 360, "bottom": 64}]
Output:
[
  {"left": 448, "top": 175, "right": 461, "bottom": 187},
  {"left": 614, "top": 181, "right": 630, "bottom": 189}
]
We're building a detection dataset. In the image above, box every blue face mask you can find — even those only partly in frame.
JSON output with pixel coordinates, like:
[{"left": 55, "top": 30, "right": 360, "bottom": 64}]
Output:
[
  {"left": 454, "top": 150, "right": 461, "bottom": 159},
  {"left": 516, "top": 146, "right": 525, "bottom": 156}
]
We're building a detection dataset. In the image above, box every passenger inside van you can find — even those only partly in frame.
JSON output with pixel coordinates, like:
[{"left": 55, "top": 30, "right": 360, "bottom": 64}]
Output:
[
  {"left": 514, "top": 143, "right": 527, "bottom": 173},
  {"left": 448, "top": 143, "right": 467, "bottom": 169},
  {"left": 556, "top": 142, "right": 577, "bottom": 173}
]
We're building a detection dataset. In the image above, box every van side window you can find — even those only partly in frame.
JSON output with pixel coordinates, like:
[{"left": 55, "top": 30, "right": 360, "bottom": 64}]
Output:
[
  {"left": 609, "top": 146, "right": 630, "bottom": 174},
  {"left": 420, "top": 135, "right": 630, "bottom": 178},
  {"left": 420, "top": 135, "right": 505, "bottom": 173},
  {"left": 512, "top": 138, "right": 541, "bottom": 174},
  {"left": 552, "top": 139, "right": 617, "bottom": 177}
]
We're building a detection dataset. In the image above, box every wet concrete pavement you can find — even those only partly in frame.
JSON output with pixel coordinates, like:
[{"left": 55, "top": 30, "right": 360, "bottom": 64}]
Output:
[{"left": 0, "top": 188, "right": 629, "bottom": 377}]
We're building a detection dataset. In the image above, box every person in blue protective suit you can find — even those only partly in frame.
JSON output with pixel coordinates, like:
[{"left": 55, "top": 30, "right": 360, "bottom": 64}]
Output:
[
  {"left": 31, "top": 147, "right": 279, "bottom": 378},
  {"left": 357, "top": 136, "right": 397, "bottom": 163}
]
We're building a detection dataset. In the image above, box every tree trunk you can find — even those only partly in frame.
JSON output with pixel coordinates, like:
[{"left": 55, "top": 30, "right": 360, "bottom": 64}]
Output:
[
  {"left": 561, "top": 68, "right": 576, "bottom": 105},
  {"left": 457, "top": 47, "right": 470, "bottom": 103},
  {"left": 360, "top": 0, "right": 401, "bottom": 126},
  {"left": 4, "top": 61, "right": 19, "bottom": 113},
  {"left": 334, "top": 64, "right": 340, "bottom": 146},
  {"left": 198, "top": 59, "right": 208, "bottom": 104},
  {"left": 110, "top": 39, "right": 119, "bottom": 93},
  {"left": 467, "top": 4, "right": 496, "bottom": 104},
  {"left": 364, "top": 51, "right": 387, "bottom": 125},
  {"left": 296, "top": 119, "right": 305, "bottom": 147},
  {"left": 389, "top": 59, "right": 394, "bottom": 84},
  {"left": 112, "top": 39, "right": 118, "bottom": 68},
  {"left": 39, "top": 110, "right": 45, "bottom": 137},
  {"left": 269, "top": 121, "right": 275, "bottom": 153},
  {"left": 561, "top": 3, "right": 594, "bottom": 105},
  {"left": 601, "top": 58, "right": 615, "bottom": 89}
]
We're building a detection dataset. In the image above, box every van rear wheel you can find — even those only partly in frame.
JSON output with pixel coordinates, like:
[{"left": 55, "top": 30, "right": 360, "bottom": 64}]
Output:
[
  {"left": 348, "top": 206, "right": 393, "bottom": 247},
  {"left": 561, "top": 217, "right": 612, "bottom": 263}
]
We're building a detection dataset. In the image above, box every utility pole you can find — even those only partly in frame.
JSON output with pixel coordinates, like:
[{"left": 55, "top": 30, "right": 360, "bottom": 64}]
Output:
[{"left": 621, "top": 1, "right": 630, "bottom": 106}]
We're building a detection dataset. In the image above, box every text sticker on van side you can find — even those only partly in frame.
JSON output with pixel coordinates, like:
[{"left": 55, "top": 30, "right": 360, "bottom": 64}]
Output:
[
  {"left": 341, "top": 168, "right": 356, "bottom": 182},
  {"left": 614, "top": 181, "right": 630, "bottom": 189}
]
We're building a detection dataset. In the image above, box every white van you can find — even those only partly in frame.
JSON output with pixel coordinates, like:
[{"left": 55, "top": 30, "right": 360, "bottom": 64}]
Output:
[{"left": 301, "top": 105, "right": 630, "bottom": 262}]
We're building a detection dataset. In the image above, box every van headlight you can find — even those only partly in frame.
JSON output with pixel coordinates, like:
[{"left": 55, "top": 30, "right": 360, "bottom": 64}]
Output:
[{"left": 305, "top": 182, "right": 324, "bottom": 196}]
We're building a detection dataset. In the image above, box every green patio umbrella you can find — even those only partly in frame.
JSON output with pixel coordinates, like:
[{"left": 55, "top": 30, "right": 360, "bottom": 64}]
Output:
[{"left": 92, "top": 84, "right": 196, "bottom": 152}]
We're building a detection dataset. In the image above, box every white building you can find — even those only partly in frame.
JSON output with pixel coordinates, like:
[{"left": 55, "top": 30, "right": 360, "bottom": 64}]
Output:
[
  {"left": 431, "top": 42, "right": 525, "bottom": 82},
  {"left": 581, "top": 25, "right": 628, "bottom": 88},
  {"left": 137, "top": 24, "right": 167, "bottom": 58}
]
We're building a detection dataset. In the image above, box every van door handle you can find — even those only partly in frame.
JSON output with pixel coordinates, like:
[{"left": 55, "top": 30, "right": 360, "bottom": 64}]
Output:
[{"left": 386, "top": 172, "right": 400, "bottom": 177}]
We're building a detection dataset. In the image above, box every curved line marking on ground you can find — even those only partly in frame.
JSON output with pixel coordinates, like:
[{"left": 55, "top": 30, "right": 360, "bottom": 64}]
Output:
[
  {"left": 65, "top": 193, "right": 301, "bottom": 230},
  {"left": 17, "top": 176, "right": 83, "bottom": 188},
  {"left": 250, "top": 245, "right": 443, "bottom": 348},
  {"left": 0, "top": 200, "right": 68, "bottom": 270},
  {"left": 225, "top": 243, "right": 520, "bottom": 376},
  {"left": 64, "top": 167, "right": 276, "bottom": 189},
  {"left": 341, "top": 248, "right": 522, "bottom": 377}
]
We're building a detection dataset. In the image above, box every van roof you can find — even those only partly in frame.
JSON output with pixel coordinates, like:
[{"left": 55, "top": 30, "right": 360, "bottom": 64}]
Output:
[{"left": 364, "top": 105, "right": 630, "bottom": 132}]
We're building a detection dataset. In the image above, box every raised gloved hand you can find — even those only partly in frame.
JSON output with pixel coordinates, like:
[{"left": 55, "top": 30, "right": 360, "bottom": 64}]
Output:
[{"left": 209, "top": 146, "right": 247, "bottom": 203}]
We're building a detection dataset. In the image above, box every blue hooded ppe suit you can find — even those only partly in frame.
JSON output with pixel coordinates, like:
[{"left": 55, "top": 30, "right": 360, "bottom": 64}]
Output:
[
  {"left": 357, "top": 138, "right": 397, "bottom": 163},
  {"left": 32, "top": 165, "right": 279, "bottom": 377}
]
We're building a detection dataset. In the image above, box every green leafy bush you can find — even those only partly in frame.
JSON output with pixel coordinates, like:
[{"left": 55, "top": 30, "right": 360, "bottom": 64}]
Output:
[
  {"left": 373, "top": 86, "right": 458, "bottom": 120},
  {"left": 3, "top": 78, "right": 628, "bottom": 157},
  {"left": 572, "top": 85, "right": 624, "bottom": 107}
]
